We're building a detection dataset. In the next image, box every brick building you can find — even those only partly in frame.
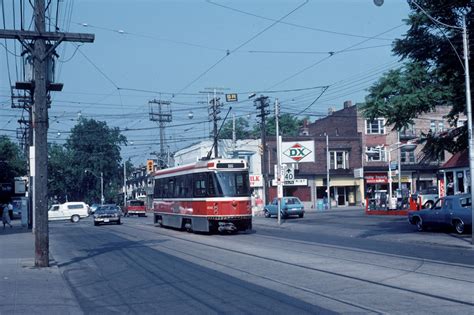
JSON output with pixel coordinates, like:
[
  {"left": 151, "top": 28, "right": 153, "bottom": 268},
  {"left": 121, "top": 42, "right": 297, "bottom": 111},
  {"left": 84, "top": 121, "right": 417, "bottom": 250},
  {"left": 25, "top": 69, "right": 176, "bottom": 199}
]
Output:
[{"left": 266, "top": 100, "right": 455, "bottom": 208}]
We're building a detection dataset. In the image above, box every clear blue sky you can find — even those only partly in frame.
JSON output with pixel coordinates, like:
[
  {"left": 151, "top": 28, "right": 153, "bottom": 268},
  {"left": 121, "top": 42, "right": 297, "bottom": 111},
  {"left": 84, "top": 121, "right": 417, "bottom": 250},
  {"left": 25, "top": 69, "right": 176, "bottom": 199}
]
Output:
[{"left": 0, "top": 0, "right": 410, "bottom": 165}]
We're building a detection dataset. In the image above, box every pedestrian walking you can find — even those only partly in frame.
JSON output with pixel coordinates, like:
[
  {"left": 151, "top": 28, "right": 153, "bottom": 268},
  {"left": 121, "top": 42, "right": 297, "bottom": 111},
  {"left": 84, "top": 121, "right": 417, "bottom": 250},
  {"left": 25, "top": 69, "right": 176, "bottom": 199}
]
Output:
[
  {"left": 2, "top": 203, "right": 12, "bottom": 229},
  {"left": 7, "top": 201, "right": 13, "bottom": 220}
]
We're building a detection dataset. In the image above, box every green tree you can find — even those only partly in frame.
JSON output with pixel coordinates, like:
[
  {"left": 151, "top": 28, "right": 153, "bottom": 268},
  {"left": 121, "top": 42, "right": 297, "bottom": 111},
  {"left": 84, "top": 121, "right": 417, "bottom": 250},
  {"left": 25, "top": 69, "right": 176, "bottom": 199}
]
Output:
[
  {"left": 0, "top": 135, "right": 27, "bottom": 183},
  {"left": 252, "top": 114, "right": 303, "bottom": 137},
  {"left": 362, "top": 0, "right": 473, "bottom": 158},
  {"left": 219, "top": 116, "right": 251, "bottom": 139},
  {"left": 56, "top": 118, "right": 127, "bottom": 204}
]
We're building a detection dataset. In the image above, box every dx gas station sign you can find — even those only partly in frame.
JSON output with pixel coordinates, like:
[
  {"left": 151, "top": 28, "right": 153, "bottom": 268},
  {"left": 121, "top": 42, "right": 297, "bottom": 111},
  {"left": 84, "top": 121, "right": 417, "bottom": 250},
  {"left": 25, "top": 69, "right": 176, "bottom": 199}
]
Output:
[{"left": 281, "top": 141, "right": 315, "bottom": 163}]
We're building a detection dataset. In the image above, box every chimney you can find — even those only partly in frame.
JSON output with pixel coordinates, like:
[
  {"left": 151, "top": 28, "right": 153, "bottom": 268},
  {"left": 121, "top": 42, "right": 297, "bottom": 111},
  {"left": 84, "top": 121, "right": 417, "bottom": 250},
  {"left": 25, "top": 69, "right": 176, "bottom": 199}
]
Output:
[
  {"left": 343, "top": 100, "right": 352, "bottom": 108},
  {"left": 328, "top": 107, "right": 334, "bottom": 115}
]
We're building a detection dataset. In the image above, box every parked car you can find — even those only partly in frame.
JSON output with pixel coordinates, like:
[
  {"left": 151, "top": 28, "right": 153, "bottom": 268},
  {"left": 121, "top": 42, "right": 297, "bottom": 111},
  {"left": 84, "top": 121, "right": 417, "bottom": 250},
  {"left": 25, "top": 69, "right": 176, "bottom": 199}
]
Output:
[
  {"left": 93, "top": 204, "right": 122, "bottom": 226},
  {"left": 411, "top": 186, "right": 439, "bottom": 209},
  {"left": 408, "top": 194, "right": 472, "bottom": 234},
  {"left": 48, "top": 202, "right": 90, "bottom": 223},
  {"left": 264, "top": 197, "right": 305, "bottom": 219}
]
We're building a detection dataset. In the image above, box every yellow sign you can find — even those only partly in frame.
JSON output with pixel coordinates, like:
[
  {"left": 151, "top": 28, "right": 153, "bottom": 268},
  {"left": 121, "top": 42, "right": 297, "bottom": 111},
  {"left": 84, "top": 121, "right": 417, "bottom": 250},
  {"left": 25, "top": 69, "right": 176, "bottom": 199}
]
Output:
[{"left": 225, "top": 93, "right": 238, "bottom": 102}]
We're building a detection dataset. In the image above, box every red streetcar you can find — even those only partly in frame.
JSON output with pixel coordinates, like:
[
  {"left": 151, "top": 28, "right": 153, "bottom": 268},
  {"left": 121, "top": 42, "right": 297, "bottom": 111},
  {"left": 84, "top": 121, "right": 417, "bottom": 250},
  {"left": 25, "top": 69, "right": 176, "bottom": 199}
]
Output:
[
  {"left": 124, "top": 199, "right": 146, "bottom": 217},
  {"left": 152, "top": 158, "right": 252, "bottom": 233}
]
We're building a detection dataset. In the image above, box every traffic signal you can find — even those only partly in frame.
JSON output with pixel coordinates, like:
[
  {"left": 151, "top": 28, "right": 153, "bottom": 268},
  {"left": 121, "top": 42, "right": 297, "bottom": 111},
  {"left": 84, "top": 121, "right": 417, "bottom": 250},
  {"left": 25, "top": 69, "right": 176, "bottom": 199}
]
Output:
[{"left": 147, "top": 160, "right": 154, "bottom": 173}]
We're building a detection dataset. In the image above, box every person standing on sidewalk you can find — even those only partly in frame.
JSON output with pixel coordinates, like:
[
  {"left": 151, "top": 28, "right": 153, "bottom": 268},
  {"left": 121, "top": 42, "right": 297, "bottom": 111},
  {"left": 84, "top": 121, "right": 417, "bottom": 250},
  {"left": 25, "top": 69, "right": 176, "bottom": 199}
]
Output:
[{"left": 2, "top": 203, "right": 12, "bottom": 229}]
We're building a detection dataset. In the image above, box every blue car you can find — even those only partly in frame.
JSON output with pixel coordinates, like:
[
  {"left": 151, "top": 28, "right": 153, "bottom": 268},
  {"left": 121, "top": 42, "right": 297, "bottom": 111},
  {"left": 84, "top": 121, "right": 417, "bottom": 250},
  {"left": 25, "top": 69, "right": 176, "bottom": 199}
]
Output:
[
  {"left": 264, "top": 197, "right": 305, "bottom": 219},
  {"left": 408, "top": 194, "right": 472, "bottom": 234}
]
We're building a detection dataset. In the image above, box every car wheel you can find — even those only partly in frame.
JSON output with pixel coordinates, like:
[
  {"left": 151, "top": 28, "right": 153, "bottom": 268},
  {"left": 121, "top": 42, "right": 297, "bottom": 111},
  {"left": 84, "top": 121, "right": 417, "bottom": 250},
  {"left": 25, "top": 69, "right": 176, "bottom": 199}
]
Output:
[
  {"left": 117, "top": 219, "right": 121, "bottom": 225},
  {"left": 94, "top": 221, "right": 99, "bottom": 226},
  {"left": 415, "top": 217, "right": 424, "bottom": 232},
  {"left": 264, "top": 210, "right": 271, "bottom": 218},
  {"left": 298, "top": 213, "right": 304, "bottom": 218},
  {"left": 454, "top": 220, "right": 464, "bottom": 234},
  {"left": 71, "top": 215, "right": 80, "bottom": 223},
  {"left": 280, "top": 211, "right": 287, "bottom": 219}
]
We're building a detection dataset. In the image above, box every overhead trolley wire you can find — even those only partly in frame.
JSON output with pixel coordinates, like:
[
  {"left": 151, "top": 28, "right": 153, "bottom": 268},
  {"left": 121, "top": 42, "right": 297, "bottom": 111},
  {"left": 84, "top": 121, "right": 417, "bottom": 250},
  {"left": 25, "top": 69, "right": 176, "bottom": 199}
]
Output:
[{"left": 175, "top": 0, "right": 309, "bottom": 95}]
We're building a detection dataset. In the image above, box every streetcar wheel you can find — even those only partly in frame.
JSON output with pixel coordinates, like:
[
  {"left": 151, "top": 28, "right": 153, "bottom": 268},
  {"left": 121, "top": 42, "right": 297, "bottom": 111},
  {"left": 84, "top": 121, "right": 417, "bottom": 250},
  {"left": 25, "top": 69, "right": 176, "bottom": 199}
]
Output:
[{"left": 454, "top": 220, "right": 464, "bottom": 234}]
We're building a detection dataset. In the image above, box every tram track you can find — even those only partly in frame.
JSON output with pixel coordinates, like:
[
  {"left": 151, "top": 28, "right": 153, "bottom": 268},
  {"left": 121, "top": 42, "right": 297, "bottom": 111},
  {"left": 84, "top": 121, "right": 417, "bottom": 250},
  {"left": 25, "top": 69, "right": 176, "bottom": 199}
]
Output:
[{"left": 110, "top": 221, "right": 474, "bottom": 310}]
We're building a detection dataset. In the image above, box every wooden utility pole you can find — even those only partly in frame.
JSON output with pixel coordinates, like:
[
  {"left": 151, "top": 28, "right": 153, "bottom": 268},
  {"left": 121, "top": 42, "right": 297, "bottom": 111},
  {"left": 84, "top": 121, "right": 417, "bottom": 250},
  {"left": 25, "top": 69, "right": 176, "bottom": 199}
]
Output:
[
  {"left": 149, "top": 99, "right": 172, "bottom": 168},
  {"left": 0, "top": 0, "right": 94, "bottom": 267},
  {"left": 255, "top": 95, "right": 270, "bottom": 205}
]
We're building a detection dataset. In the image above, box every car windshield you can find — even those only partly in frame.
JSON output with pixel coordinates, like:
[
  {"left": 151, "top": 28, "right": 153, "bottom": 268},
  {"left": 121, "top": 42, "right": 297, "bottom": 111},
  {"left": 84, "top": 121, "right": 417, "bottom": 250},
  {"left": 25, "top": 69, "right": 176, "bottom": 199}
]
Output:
[
  {"left": 419, "top": 187, "right": 438, "bottom": 195},
  {"left": 129, "top": 200, "right": 144, "bottom": 206},
  {"left": 96, "top": 206, "right": 119, "bottom": 213}
]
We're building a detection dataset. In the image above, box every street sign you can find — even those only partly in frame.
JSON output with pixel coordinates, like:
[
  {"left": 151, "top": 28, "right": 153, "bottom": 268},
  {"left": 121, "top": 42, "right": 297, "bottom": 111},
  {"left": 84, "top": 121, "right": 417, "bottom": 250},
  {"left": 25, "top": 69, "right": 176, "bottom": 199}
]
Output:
[
  {"left": 225, "top": 93, "right": 238, "bottom": 102},
  {"left": 284, "top": 167, "right": 294, "bottom": 181},
  {"left": 271, "top": 178, "right": 307, "bottom": 186}
]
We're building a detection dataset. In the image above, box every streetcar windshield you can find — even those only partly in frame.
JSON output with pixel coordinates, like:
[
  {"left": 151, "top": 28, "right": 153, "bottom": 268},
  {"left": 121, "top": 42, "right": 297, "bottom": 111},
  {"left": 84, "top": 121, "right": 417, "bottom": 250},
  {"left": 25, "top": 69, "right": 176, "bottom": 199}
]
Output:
[
  {"left": 215, "top": 171, "right": 250, "bottom": 197},
  {"left": 128, "top": 200, "right": 144, "bottom": 207}
]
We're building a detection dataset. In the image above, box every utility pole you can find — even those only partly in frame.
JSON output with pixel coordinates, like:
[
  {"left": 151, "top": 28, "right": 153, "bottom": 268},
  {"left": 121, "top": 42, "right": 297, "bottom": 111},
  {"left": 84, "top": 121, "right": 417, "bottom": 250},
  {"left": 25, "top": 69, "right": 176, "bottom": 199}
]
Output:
[
  {"left": 0, "top": 0, "right": 94, "bottom": 267},
  {"left": 232, "top": 113, "right": 236, "bottom": 154},
  {"left": 149, "top": 99, "right": 172, "bottom": 168},
  {"left": 275, "top": 99, "right": 282, "bottom": 225},
  {"left": 123, "top": 162, "right": 127, "bottom": 209},
  {"left": 255, "top": 95, "right": 270, "bottom": 205},
  {"left": 209, "top": 92, "right": 222, "bottom": 158},
  {"left": 326, "top": 133, "right": 331, "bottom": 209}
]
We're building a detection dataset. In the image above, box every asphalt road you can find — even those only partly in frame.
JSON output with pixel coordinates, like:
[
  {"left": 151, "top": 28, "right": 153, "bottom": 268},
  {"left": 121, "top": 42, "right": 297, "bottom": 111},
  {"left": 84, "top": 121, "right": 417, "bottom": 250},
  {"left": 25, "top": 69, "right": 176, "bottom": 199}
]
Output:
[{"left": 49, "top": 209, "right": 474, "bottom": 314}]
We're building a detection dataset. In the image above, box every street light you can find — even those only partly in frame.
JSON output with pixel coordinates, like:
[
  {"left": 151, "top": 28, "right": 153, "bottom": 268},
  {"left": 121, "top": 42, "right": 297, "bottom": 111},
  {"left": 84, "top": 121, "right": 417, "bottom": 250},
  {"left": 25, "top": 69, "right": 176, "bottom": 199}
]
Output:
[{"left": 84, "top": 169, "right": 104, "bottom": 205}]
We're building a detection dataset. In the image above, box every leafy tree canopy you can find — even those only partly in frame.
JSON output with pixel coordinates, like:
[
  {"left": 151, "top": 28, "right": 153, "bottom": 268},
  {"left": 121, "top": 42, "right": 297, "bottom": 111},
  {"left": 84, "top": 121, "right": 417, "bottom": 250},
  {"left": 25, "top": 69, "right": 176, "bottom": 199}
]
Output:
[
  {"left": 0, "top": 135, "right": 27, "bottom": 183},
  {"left": 252, "top": 113, "right": 303, "bottom": 137},
  {"left": 49, "top": 118, "right": 127, "bottom": 204},
  {"left": 362, "top": 0, "right": 473, "bottom": 157},
  {"left": 219, "top": 116, "right": 252, "bottom": 140}
]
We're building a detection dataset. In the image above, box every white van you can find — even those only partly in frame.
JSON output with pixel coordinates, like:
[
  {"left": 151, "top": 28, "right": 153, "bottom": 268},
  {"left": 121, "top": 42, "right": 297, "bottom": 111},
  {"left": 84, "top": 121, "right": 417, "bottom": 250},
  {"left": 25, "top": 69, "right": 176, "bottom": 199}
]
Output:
[{"left": 48, "top": 202, "right": 90, "bottom": 223}]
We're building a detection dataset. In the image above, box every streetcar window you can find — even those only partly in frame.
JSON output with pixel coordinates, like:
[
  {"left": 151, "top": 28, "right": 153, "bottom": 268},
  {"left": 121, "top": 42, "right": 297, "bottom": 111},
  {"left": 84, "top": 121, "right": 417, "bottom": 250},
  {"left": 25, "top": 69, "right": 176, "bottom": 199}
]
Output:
[
  {"left": 193, "top": 173, "right": 207, "bottom": 197},
  {"left": 208, "top": 172, "right": 221, "bottom": 197},
  {"left": 216, "top": 171, "right": 250, "bottom": 197},
  {"left": 183, "top": 175, "right": 192, "bottom": 198}
]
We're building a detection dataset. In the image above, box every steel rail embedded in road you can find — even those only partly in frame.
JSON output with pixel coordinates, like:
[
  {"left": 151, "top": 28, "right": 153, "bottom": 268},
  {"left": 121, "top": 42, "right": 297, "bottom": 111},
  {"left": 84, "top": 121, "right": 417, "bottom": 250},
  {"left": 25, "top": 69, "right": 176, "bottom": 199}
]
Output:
[{"left": 110, "top": 222, "right": 474, "bottom": 309}]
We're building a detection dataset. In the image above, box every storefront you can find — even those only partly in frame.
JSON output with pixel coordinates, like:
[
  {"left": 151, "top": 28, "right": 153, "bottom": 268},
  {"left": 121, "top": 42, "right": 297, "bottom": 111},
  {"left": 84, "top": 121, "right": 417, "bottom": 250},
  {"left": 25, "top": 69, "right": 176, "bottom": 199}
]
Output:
[
  {"left": 313, "top": 176, "right": 360, "bottom": 207},
  {"left": 439, "top": 150, "right": 470, "bottom": 196},
  {"left": 364, "top": 172, "right": 412, "bottom": 199}
]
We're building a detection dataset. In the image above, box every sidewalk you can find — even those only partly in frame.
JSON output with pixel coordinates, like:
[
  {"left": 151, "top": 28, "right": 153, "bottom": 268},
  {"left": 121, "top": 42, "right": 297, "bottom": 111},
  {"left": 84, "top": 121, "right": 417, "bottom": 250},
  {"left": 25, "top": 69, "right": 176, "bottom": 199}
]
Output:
[{"left": 0, "top": 223, "right": 82, "bottom": 314}]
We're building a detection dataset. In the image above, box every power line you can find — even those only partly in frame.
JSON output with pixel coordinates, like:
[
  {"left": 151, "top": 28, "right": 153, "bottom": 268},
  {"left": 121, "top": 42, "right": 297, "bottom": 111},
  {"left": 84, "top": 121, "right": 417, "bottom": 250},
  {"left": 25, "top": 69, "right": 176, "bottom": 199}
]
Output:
[
  {"left": 267, "top": 24, "right": 405, "bottom": 89},
  {"left": 176, "top": 0, "right": 309, "bottom": 94},
  {"left": 206, "top": 0, "right": 395, "bottom": 41}
]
